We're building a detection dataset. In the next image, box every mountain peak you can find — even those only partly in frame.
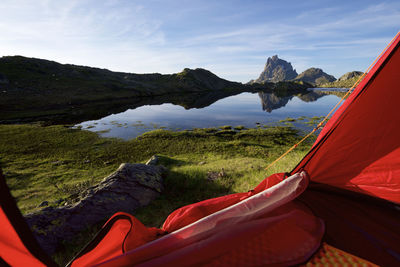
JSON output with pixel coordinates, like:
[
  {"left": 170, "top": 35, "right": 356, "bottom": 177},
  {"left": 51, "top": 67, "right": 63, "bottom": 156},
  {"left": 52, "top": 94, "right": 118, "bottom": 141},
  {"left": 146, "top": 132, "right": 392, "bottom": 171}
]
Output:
[
  {"left": 294, "top": 67, "right": 336, "bottom": 86},
  {"left": 254, "top": 55, "right": 298, "bottom": 83}
]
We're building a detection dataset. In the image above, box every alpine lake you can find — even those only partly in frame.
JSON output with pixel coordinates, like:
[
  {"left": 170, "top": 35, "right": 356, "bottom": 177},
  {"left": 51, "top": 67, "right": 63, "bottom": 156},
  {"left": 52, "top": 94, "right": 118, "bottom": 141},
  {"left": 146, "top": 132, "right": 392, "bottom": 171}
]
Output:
[{"left": 76, "top": 88, "right": 346, "bottom": 139}]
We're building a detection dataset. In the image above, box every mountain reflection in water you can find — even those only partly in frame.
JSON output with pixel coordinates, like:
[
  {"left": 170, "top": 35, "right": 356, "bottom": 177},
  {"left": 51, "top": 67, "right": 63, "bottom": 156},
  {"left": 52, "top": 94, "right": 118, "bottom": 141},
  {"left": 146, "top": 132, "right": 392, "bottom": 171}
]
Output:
[
  {"left": 259, "top": 90, "right": 341, "bottom": 113},
  {"left": 77, "top": 89, "right": 345, "bottom": 139}
]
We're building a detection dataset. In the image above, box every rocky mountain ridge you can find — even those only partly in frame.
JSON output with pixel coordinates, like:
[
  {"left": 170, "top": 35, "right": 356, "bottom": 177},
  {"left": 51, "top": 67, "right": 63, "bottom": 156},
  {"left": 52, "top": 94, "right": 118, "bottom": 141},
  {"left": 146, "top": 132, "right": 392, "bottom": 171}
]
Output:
[
  {"left": 252, "top": 56, "right": 361, "bottom": 87},
  {"left": 254, "top": 55, "right": 298, "bottom": 83},
  {"left": 0, "top": 56, "right": 244, "bottom": 94}
]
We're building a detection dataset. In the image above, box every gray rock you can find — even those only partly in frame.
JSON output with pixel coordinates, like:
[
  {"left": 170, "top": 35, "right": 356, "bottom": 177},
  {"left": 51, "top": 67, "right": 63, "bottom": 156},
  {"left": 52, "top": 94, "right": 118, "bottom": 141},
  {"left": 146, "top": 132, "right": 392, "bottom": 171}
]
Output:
[
  {"left": 207, "top": 168, "right": 226, "bottom": 181},
  {"left": 146, "top": 155, "right": 159, "bottom": 165},
  {"left": 255, "top": 55, "right": 298, "bottom": 83},
  {"left": 25, "top": 163, "right": 166, "bottom": 254}
]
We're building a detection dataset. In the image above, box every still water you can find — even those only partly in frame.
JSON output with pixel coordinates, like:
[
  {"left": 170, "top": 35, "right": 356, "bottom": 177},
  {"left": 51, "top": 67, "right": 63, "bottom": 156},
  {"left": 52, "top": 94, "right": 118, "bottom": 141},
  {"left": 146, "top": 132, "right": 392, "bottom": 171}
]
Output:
[{"left": 77, "top": 90, "right": 343, "bottom": 140}]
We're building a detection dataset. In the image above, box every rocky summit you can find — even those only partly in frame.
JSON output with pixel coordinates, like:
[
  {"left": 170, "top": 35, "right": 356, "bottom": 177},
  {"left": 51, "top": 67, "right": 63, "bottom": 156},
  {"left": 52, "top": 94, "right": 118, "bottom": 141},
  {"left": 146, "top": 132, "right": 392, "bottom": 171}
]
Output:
[
  {"left": 294, "top": 67, "right": 336, "bottom": 86},
  {"left": 254, "top": 55, "right": 298, "bottom": 83}
]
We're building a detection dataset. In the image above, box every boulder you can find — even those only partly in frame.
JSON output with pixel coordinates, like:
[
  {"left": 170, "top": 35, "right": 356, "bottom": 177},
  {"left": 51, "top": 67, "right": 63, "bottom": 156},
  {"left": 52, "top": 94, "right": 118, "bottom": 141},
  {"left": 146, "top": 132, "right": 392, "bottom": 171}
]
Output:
[
  {"left": 24, "top": 163, "right": 166, "bottom": 254},
  {"left": 146, "top": 155, "right": 159, "bottom": 165}
]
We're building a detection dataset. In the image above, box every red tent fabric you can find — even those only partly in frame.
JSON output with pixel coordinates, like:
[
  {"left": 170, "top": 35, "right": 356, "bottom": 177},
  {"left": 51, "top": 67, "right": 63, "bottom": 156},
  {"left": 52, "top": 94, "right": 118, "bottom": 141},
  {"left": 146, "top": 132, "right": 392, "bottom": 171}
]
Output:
[
  {"left": 292, "top": 32, "right": 400, "bottom": 203},
  {"left": 71, "top": 172, "right": 325, "bottom": 266},
  {"left": 292, "top": 31, "right": 400, "bottom": 265},
  {"left": 0, "top": 171, "right": 56, "bottom": 267},
  {"left": 68, "top": 31, "right": 400, "bottom": 266}
]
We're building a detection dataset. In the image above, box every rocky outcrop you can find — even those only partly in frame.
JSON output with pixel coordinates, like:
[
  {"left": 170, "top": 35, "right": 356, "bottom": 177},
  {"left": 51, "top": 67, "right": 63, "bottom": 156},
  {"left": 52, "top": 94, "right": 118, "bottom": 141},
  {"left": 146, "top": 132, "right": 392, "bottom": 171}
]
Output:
[
  {"left": 337, "top": 71, "right": 363, "bottom": 81},
  {"left": 254, "top": 55, "right": 298, "bottom": 83},
  {"left": 294, "top": 68, "right": 336, "bottom": 86},
  {"left": 24, "top": 163, "right": 166, "bottom": 254}
]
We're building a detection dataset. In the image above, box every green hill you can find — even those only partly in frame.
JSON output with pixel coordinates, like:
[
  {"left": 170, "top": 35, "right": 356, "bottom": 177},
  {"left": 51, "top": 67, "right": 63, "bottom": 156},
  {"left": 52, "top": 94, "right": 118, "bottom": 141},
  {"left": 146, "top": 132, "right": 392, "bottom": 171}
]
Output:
[
  {"left": 320, "top": 71, "right": 363, "bottom": 88},
  {"left": 293, "top": 67, "right": 336, "bottom": 86}
]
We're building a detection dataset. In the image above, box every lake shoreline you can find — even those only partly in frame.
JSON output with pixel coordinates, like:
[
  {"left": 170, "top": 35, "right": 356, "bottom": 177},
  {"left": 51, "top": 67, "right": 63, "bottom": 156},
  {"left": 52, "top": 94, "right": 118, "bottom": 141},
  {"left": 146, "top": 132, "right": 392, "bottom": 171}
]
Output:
[{"left": 0, "top": 80, "right": 313, "bottom": 124}]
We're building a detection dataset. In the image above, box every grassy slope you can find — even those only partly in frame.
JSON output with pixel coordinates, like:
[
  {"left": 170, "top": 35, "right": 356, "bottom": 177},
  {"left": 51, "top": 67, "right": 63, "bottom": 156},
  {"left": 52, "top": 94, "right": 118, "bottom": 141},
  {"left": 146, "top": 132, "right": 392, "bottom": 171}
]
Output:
[
  {"left": 0, "top": 123, "right": 317, "bottom": 264},
  {"left": 320, "top": 75, "right": 362, "bottom": 88}
]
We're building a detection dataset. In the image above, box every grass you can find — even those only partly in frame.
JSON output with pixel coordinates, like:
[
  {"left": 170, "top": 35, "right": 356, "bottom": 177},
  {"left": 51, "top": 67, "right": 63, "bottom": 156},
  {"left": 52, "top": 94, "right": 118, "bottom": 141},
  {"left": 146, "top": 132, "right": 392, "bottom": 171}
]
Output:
[{"left": 0, "top": 123, "right": 317, "bottom": 265}]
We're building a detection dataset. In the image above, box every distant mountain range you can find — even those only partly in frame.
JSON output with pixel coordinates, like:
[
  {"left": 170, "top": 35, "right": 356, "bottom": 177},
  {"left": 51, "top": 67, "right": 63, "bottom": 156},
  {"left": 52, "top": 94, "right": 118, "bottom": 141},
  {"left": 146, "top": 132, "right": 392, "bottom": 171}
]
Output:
[
  {"left": 0, "top": 55, "right": 357, "bottom": 124},
  {"left": 251, "top": 55, "right": 362, "bottom": 87}
]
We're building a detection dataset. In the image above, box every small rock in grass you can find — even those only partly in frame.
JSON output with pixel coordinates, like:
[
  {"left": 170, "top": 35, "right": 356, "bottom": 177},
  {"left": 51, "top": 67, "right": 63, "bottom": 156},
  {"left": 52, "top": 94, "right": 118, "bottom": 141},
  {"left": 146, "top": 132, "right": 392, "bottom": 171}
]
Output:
[
  {"left": 146, "top": 155, "right": 159, "bottom": 165},
  {"left": 207, "top": 168, "right": 226, "bottom": 181}
]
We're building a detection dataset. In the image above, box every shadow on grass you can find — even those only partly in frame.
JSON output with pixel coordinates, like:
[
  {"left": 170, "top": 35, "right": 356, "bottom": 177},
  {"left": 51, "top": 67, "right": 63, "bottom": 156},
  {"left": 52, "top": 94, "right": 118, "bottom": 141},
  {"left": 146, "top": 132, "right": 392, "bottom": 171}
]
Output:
[
  {"left": 156, "top": 155, "right": 186, "bottom": 167},
  {"left": 134, "top": 168, "right": 233, "bottom": 228},
  {"left": 53, "top": 222, "right": 105, "bottom": 266}
]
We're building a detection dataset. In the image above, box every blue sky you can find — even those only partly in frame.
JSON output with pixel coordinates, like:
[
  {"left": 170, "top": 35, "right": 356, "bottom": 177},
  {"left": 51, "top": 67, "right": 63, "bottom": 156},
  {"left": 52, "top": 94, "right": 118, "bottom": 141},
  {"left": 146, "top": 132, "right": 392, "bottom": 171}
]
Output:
[{"left": 0, "top": 0, "right": 399, "bottom": 82}]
